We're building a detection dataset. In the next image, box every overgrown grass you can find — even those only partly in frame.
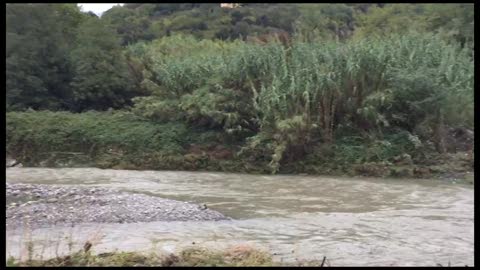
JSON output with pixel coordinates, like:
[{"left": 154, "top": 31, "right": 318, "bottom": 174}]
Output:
[
  {"left": 6, "top": 110, "right": 187, "bottom": 166},
  {"left": 6, "top": 241, "right": 327, "bottom": 267},
  {"left": 5, "top": 110, "right": 265, "bottom": 172},
  {"left": 6, "top": 239, "right": 467, "bottom": 266},
  {"left": 7, "top": 110, "right": 187, "bottom": 153},
  {"left": 132, "top": 33, "right": 473, "bottom": 173}
]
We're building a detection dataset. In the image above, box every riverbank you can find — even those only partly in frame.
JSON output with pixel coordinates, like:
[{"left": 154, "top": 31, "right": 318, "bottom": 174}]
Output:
[
  {"left": 6, "top": 183, "right": 229, "bottom": 230},
  {"left": 7, "top": 242, "right": 327, "bottom": 267},
  {"left": 6, "top": 151, "right": 474, "bottom": 184},
  {"left": 6, "top": 111, "right": 474, "bottom": 181},
  {"left": 6, "top": 240, "right": 468, "bottom": 267}
]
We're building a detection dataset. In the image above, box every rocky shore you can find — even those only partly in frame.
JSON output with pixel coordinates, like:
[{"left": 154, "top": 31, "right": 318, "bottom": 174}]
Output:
[{"left": 6, "top": 183, "right": 229, "bottom": 229}]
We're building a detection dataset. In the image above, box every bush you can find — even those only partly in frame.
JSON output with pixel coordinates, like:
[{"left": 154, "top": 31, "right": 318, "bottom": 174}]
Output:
[
  {"left": 6, "top": 110, "right": 191, "bottom": 164},
  {"left": 131, "top": 33, "right": 473, "bottom": 173}
]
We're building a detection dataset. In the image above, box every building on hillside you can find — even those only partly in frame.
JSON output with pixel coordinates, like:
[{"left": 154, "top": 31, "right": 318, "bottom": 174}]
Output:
[{"left": 220, "top": 3, "right": 241, "bottom": 8}]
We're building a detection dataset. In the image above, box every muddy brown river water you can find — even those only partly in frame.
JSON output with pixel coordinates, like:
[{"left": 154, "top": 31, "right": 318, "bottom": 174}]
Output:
[{"left": 5, "top": 167, "right": 474, "bottom": 266}]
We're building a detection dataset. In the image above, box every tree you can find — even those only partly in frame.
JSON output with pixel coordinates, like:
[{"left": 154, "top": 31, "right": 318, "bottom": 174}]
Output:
[
  {"left": 423, "top": 4, "right": 474, "bottom": 48},
  {"left": 69, "top": 17, "right": 137, "bottom": 111},
  {"left": 353, "top": 3, "right": 474, "bottom": 47},
  {"left": 294, "top": 4, "right": 355, "bottom": 42},
  {"left": 102, "top": 6, "right": 154, "bottom": 46},
  {"left": 6, "top": 4, "right": 86, "bottom": 111},
  {"left": 352, "top": 4, "right": 427, "bottom": 39}
]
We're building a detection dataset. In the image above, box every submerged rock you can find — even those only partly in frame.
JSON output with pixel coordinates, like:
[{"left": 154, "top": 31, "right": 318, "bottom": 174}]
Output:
[
  {"left": 390, "top": 166, "right": 414, "bottom": 178},
  {"left": 6, "top": 157, "right": 22, "bottom": 168},
  {"left": 393, "top": 154, "right": 413, "bottom": 166}
]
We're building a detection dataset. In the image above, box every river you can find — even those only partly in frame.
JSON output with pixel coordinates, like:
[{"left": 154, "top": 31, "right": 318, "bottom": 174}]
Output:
[{"left": 5, "top": 167, "right": 474, "bottom": 266}]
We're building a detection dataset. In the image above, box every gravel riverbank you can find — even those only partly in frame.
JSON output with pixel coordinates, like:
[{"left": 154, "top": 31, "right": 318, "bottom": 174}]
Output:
[{"left": 6, "top": 183, "right": 229, "bottom": 229}]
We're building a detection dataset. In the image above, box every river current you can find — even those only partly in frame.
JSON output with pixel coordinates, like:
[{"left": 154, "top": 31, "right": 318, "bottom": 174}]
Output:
[{"left": 5, "top": 167, "right": 474, "bottom": 266}]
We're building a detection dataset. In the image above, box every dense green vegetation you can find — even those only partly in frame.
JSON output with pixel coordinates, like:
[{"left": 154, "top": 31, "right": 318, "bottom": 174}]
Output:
[
  {"left": 6, "top": 4, "right": 474, "bottom": 177},
  {"left": 6, "top": 110, "right": 245, "bottom": 171}
]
